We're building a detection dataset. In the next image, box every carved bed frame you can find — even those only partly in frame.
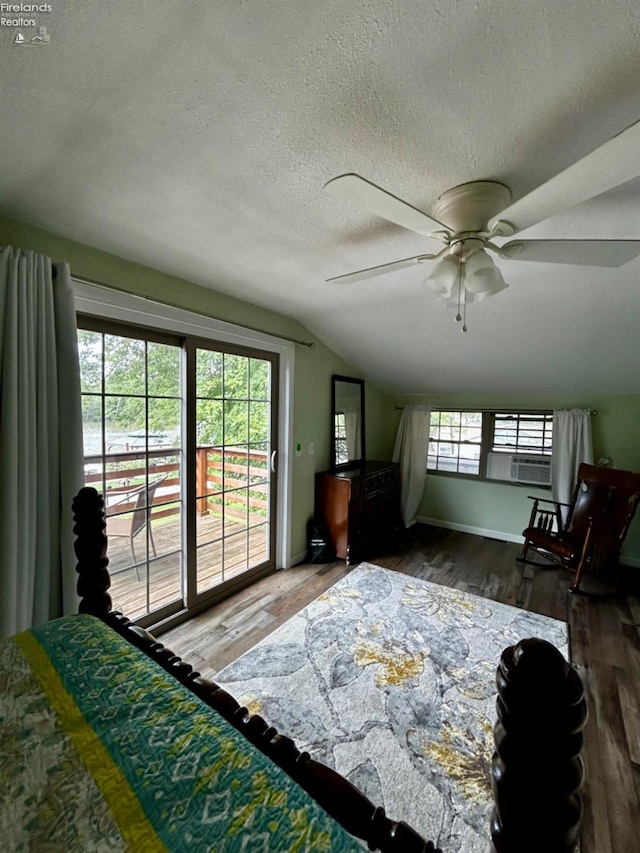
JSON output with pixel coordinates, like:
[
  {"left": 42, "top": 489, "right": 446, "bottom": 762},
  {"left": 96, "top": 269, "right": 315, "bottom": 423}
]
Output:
[{"left": 73, "top": 487, "right": 586, "bottom": 853}]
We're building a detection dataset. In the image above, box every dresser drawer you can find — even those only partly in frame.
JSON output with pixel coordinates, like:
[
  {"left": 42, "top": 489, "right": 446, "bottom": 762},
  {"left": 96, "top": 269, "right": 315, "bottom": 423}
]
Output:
[
  {"left": 380, "top": 467, "right": 399, "bottom": 488},
  {"left": 350, "top": 497, "right": 366, "bottom": 519},
  {"left": 366, "top": 492, "right": 383, "bottom": 515},
  {"left": 377, "top": 489, "right": 398, "bottom": 515},
  {"left": 362, "top": 474, "right": 376, "bottom": 494}
]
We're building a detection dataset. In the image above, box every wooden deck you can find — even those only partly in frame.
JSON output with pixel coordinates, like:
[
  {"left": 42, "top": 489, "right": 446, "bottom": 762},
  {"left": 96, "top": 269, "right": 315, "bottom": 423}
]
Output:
[{"left": 107, "top": 512, "right": 269, "bottom": 619}]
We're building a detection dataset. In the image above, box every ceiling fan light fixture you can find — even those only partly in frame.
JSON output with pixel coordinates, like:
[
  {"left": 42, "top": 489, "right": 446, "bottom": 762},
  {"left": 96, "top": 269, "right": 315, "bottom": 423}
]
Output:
[
  {"left": 473, "top": 267, "right": 510, "bottom": 301},
  {"left": 464, "top": 247, "right": 493, "bottom": 271},
  {"left": 463, "top": 249, "right": 510, "bottom": 299},
  {"left": 464, "top": 249, "right": 498, "bottom": 291},
  {"left": 425, "top": 254, "right": 460, "bottom": 296}
]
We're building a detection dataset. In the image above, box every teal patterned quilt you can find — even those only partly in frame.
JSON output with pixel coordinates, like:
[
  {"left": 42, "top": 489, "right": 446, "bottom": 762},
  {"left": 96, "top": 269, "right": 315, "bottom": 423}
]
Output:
[{"left": 0, "top": 614, "right": 361, "bottom": 851}]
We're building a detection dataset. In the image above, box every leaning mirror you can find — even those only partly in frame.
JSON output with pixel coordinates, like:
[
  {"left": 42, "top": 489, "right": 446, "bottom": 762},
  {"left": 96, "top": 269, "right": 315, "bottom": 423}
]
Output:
[{"left": 331, "top": 375, "right": 365, "bottom": 469}]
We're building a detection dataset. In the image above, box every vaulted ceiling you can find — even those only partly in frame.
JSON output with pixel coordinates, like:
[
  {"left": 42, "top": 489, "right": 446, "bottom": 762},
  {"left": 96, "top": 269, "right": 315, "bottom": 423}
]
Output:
[{"left": 1, "top": 1, "right": 639, "bottom": 394}]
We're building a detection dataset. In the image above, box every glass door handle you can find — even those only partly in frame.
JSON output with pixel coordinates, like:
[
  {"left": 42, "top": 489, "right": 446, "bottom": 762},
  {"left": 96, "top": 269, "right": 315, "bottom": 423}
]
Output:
[{"left": 270, "top": 450, "right": 277, "bottom": 473}]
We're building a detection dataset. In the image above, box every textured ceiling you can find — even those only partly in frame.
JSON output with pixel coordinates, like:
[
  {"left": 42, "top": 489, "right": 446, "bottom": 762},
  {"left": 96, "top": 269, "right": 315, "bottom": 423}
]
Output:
[{"left": 1, "top": 0, "right": 639, "bottom": 394}]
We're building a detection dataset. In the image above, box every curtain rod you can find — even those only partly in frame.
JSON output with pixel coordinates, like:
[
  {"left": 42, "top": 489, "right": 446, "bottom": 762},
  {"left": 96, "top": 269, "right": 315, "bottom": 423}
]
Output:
[
  {"left": 394, "top": 405, "right": 597, "bottom": 415},
  {"left": 53, "top": 267, "right": 316, "bottom": 349}
]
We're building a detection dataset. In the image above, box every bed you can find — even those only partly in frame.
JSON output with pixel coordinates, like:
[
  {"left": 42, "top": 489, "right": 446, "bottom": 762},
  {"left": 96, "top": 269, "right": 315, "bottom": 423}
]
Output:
[{"left": 0, "top": 487, "right": 586, "bottom": 852}]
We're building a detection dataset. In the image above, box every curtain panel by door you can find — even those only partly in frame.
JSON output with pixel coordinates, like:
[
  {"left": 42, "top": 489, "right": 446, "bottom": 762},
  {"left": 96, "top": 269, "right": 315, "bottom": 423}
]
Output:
[{"left": 0, "top": 247, "right": 83, "bottom": 636}]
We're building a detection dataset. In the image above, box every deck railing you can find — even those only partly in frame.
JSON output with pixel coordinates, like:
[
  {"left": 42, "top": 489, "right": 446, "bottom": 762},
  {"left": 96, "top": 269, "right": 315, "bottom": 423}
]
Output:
[{"left": 84, "top": 446, "right": 269, "bottom": 522}]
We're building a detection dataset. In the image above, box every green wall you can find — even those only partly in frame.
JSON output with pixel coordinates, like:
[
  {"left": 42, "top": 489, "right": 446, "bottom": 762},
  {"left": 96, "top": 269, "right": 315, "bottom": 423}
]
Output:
[
  {"left": 389, "top": 393, "right": 640, "bottom": 561},
  {"left": 6, "top": 213, "right": 636, "bottom": 563},
  {"left": 0, "top": 215, "right": 394, "bottom": 561}
]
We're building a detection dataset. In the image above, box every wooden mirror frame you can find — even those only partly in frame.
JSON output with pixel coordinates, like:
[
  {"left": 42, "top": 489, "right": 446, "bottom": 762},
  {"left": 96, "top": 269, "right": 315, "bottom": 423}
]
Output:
[{"left": 331, "top": 375, "right": 366, "bottom": 470}]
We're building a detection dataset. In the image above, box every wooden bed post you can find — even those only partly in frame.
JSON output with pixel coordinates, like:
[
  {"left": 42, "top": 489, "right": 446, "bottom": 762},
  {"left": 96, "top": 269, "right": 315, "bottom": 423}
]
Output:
[
  {"left": 73, "top": 486, "right": 112, "bottom": 617},
  {"left": 490, "top": 638, "right": 587, "bottom": 853}
]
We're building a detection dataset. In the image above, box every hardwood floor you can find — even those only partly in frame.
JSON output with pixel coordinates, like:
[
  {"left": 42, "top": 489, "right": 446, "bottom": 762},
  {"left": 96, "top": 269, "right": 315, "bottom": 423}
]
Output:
[{"left": 162, "top": 523, "right": 640, "bottom": 853}]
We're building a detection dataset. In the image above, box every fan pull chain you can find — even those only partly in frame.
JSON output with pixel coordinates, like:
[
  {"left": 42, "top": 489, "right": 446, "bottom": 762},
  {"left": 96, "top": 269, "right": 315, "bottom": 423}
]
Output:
[
  {"left": 462, "top": 260, "right": 468, "bottom": 332},
  {"left": 455, "top": 258, "right": 463, "bottom": 324},
  {"left": 455, "top": 258, "right": 468, "bottom": 332}
]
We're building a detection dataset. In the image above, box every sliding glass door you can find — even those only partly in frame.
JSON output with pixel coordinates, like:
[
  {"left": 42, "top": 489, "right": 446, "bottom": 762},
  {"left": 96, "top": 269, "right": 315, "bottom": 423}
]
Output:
[
  {"left": 191, "top": 344, "right": 277, "bottom": 603},
  {"left": 78, "top": 318, "right": 278, "bottom": 624},
  {"left": 78, "top": 322, "right": 183, "bottom": 622}
]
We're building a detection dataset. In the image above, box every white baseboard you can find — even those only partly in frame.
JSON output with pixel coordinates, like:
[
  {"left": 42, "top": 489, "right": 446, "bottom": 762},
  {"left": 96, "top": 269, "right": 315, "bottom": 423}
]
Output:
[
  {"left": 416, "top": 515, "right": 522, "bottom": 545},
  {"left": 416, "top": 515, "right": 640, "bottom": 568},
  {"left": 288, "top": 550, "right": 308, "bottom": 567}
]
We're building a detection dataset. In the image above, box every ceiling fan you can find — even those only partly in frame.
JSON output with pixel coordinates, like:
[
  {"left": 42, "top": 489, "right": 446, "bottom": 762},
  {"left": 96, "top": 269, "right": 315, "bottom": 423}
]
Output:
[{"left": 324, "top": 120, "right": 640, "bottom": 330}]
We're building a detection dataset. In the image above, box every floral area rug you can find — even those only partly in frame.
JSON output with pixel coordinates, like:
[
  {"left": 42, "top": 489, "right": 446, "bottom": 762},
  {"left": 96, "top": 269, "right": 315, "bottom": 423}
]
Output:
[{"left": 215, "top": 563, "right": 568, "bottom": 852}]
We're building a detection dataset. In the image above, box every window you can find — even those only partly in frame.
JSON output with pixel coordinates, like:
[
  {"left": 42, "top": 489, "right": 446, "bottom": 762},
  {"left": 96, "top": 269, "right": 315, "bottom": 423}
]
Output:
[
  {"left": 334, "top": 412, "right": 348, "bottom": 466},
  {"left": 428, "top": 411, "right": 482, "bottom": 475},
  {"left": 427, "top": 409, "right": 553, "bottom": 480},
  {"left": 491, "top": 412, "right": 553, "bottom": 456}
]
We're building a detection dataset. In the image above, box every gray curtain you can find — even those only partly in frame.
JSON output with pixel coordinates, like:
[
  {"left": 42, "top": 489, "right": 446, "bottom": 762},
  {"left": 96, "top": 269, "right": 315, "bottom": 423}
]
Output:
[
  {"left": 551, "top": 409, "right": 594, "bottom": 521},
  {"left": 392, "top": 406, "right": 431, "bottom": 528},
  {"left": 0, "top": 247, "right": 84, "bottom": 636}
]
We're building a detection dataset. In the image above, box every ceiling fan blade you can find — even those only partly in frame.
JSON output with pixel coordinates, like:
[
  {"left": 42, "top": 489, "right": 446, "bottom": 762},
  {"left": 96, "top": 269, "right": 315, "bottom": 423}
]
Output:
[
  {"left": 501, "top": 239, "right": 640, "bottom": 267},
  {"left": 326, "top": 254, "right": 430, "bottom": 284},
  {"left": 488, "top": 119, "right": 640, "bottom": 236},
  {"left": 324, "top": 173, "right": 450, "bottom": 236}
]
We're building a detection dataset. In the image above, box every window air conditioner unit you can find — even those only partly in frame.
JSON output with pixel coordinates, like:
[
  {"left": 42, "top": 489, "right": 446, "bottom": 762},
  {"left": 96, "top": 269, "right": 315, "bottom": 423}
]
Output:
[
  {"left": 511, "top": 455, "right": 552, "bottom": 486},
  {"left": 486, "top": 452, "right": 514, "bottom": 481}
]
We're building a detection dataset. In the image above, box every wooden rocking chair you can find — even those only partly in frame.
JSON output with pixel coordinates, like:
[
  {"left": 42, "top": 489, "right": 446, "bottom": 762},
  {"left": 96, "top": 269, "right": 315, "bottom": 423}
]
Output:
[{"left": 518, "top": 463, "right": 640, "bottom": 594}]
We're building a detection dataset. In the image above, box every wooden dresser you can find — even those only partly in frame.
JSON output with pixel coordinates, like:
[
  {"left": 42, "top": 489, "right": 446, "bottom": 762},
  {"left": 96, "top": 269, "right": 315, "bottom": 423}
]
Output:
[{"left": 315, "top": 461, "right": 401, "bottom": 563}]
